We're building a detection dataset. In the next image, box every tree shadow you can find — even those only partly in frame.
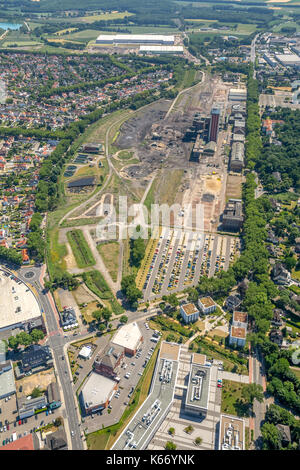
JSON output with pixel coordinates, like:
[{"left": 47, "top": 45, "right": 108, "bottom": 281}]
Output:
[{"left": 233, "top": 399, "right": 251, "bottom": 417}]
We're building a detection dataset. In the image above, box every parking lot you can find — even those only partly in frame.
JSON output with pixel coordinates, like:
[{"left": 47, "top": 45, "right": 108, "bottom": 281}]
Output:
[
  {"left": 79, "top": 322, "right": 160, "bottom": 433},
  {"left": 0, "top": 393, "right": 62, "bottom": 447},
  {"left": 142, "top": 229, "right": 241, "bottom": 301}
]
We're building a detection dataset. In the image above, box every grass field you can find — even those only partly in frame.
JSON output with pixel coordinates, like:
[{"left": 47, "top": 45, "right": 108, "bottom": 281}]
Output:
[
  {"left": 83, "top": 270, "right": 124, "bottom": 315},
  {"left": 290, "top": 367, "right": 300, "bottom": 380},
  {"left": 47, "top": 227, "right": 68, "bottom": 279},
  {"left": 221, "top": 380, "right": 250, "bottom": 417},
  {"left": 78, "top": 11, "right": 134, "bottom": 23},
  {"left": 61, "top": 216, "right": 103, "bottom": 228},
  {"left": 97, "top": 241, "right": 120, "bottom": 282},
  {"left": 67, "top": 229, "right": 96, "bottom": 268},
  {"left": 118, "top": 150, "right": 134, "bottom": 160},
  {"left": 50, "top": 29, "right": 100, "bottom": 44}
]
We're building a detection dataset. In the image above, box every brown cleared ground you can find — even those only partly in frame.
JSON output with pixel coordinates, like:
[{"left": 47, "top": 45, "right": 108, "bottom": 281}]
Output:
[
  {"left": 16, "top": 369, "right": 56, "bottom": 398},
  {"left": 225, "top": 174, "right": 243, "bottom": 201},
  {"left": 72, "top": 284, "right": 96, "bottom": 305}
]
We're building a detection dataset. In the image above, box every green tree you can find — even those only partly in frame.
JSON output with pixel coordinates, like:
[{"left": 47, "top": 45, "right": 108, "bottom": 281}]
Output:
[
  {"left": 16, "top": 332, "right": 32, "bottom": 347},
  {"left": 261, "top": 422, "right": 281, "bottom": 450},
  {"left": 120, "top": 315, "right": 128, "bottom": 324},
  {"left": 30, "top": 329, "right": 45, "bottom": 343},
  {"left": 241, "top": 383, "right": 264, "bottom": 407},
  {"left": 165, "top": 441, "right": 177, "bottom": 450},
  {"left": 31, "top": 387, "right": 42, "bottom": 398},
  {"left": 8, "top": 336, "right": 19, "bottom": 351}
]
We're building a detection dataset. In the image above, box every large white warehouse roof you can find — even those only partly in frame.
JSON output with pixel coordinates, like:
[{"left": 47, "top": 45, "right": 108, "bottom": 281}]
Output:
[
  {"left": 96, "top": 34, "right": 174, "bottom": 44},
  {"left": 140, "top": 45, "right": 183, "bottom": 53},
  {"left": 0, "top": 272, "right": 41, "bottom": 331},
  {"left": 112, "top": 322, "right": 142, "bottom": 351},
  {"left": 81, "top": 372, "right": 116, "bottom": 409}
]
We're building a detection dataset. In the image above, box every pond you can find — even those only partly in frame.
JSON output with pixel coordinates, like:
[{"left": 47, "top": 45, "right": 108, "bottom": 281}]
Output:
[{"left": 0, "top": 22, "right": 22, "bottom": 30}]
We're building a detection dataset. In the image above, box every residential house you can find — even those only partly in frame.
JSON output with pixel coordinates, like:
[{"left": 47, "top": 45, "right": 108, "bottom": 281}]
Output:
[{"left": 272, "top": 263, "right": 291, "bottom": 285}]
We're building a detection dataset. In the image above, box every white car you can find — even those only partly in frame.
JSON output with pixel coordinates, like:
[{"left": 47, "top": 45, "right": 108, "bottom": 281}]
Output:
[{"left": 71, "top": 431, "right": 75, "bottom": 437}]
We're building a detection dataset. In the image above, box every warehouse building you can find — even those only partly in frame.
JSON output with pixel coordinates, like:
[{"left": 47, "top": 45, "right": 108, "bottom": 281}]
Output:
[
  {"left": 0, "top": 361, "right": 16, "bottom": 400},
  {"left": 139, "top": 45, "right": 183, "bottom": 55},
  {"left": 275, "top": 53, "right": 300, "bottom": 69},
  {"left": 219, "top": 414, "right": 245, "bottom": 450},
  {"left": 80, "top": 372, "right": 118, "bottom": 415},
  {"left": 111, "top": 322, "right": 143, "bottom": 356},
  {"left": 230, "top": 142, "right": 244, "bottom": 172},
  {"left": 96, "top": 34, "right": 174, "bottom": 45},
  {"left": 228, "top": 88, "right": 247, "bottom": 102},
  {"left": 0, "top": 270, "right": 42, "bottom": 333},
  {"left": 18, "top": 395, "right": 48, "bottom": 419}
]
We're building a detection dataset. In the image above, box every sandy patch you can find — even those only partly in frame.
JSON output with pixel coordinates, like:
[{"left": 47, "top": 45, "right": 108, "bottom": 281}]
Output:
[
  {"left": 16, "top": 369, "right": 55, "bottom": 397},
  {"left": 65, "top": 242, "right": 78, "bottom": 270},
  {"left": 204, "top": 176, "right": 222, "bottom": 193},
  {"left": 72, "top": 285, "right": 95, "bottom": 305},
  {"left": 208, "top": 328, "right": 228, "bottom": 338}
]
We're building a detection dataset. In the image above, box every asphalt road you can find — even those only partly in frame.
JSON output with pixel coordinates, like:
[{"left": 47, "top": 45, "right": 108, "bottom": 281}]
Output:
[
  {"left": 252, "top": 348, "right": 266, "bottom": 448},
  {"left": 10, "top": 266, "right": 84, "bottom": 450}
]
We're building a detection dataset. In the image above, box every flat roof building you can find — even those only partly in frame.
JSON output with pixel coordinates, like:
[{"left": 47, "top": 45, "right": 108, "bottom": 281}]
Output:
[
  {"left": 78, "top": 345, "right": 93, "bottom": 360},
  {"left": 198, "top": 297, "right": 216, "bottom": 315},
  {"left": 96, "top": 34, "right": 174, "bottom": 45},
  {"left": 222, "top": 199, "right": 243, "bottom": 232},
  {"left": 139, "top": 45, "right": 183, "bottom": 54},
  {"left": 0, "top": 270, "right": 42, "bottom": 332},
  {"left": 230, "top": 142, "right": 244, "bottom": 172},
  {"left": 232, "top": 311, "right": 248, "bottom": 329},
  {"left": 219, "top": 414, "right": 245, "bottom": 450},
  {"left": 111, "top": 322, "right": 143, "bottom": 356},
  {"left": 112, "top": 341, "right": 180, "bottom": 450},
  {"left": 229, "top": 325, "right": 246, "bottom": 347},
  {"left": 180, "top": 303, "right": 199, "bottom": 324},
  {"left": 229, "top": 88, "right": 247, "bottom": 102},
  {"left": 0, "top": 361, "right": 16, "bottom": 399},
  {"left": 18, "top": 395, "right": 48, "bottom": 419},
  {"left": 80, "top": 372, "right": 117, "bottom": 415},
  {"left": 185, "top": 363, "right": 211, "bottom": 418},
  {"left": 275, "top": 53, "right": 300, "bottom": 68}
]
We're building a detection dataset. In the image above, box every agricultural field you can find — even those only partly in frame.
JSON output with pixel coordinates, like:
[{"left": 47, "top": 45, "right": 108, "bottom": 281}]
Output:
[
  {"left": 67, "top": 229, "right": 96, "bottom": 268},
  {"left": 49, "top": 29, "right": 100, "bottom": 44},
  {"left": 73, "top": 11, "right": 134, "bottom": 23}
]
